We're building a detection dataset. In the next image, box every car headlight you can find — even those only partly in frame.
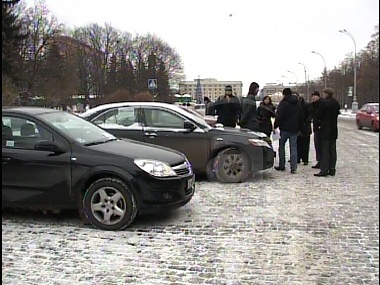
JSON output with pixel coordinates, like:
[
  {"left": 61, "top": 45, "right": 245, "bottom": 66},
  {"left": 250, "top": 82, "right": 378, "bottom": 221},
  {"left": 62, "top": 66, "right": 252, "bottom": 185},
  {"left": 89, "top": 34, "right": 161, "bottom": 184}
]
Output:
[
  {"left": 248, "top": 138, "right": 271, "bottom": 148},
  {"left": 134, "top": 159, "right": 177, "bottom": 177}
]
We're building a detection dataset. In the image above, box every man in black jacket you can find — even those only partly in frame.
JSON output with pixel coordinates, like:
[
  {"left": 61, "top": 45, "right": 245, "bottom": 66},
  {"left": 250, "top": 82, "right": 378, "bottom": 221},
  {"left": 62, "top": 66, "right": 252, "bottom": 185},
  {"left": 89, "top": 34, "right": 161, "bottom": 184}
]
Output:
[
  {"left": 297, "top": 95, "right": 313, "bottom": 165},
  {"left": 314, "top": 88, "right": 341, "bottom": 177},
  {"left": 273, "top": 88, "right": 303, "bottom": 173},
  {"left": 240, "top": 82, "right": 260, "bottom": 131},
  {"left": 213, "top": 85, "right": 241, "bottom": 128},
  {"left": 310, "top": 91, "right": 323, "bottom": 168}
]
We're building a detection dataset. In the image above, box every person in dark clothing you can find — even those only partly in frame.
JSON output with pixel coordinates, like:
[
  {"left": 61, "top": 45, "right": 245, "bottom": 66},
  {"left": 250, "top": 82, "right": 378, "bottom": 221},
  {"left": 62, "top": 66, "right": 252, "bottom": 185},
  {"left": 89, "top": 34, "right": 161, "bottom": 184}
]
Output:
[
  {"left": 214, "top": 85, "right": 241, "bottom": 128},
  {"left": 297, "top": 95, "right": 313, "bottom": 165},
  {"left": 273, "top": 88, "right": 304, "bottom": 174},
  {"left": 314, "top": 88, "right": 341, "bottom": 177},
  {"left": 239, "top": 82, "right": 260, "bottom": 131},
  {"left": 204, "top": 96, "right": 214, "bottom": 115},
  {"left": 257, "top": 95, "right": 276, "bottom": 137},
  {"left": 310, "top": 91, "right": 323, "bottom": 168}
]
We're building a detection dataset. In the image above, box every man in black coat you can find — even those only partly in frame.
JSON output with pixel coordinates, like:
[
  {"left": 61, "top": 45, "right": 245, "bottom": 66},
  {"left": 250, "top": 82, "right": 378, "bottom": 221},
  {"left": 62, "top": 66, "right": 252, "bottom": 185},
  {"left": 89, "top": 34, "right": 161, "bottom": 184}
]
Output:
[
  {"left": 310, "top": 91, "right": 323, "bottom": 168},
  {"left": 240, "top": 82, "right": 260, "bottom": 131},
  {"left": 273, "top": 88, "right": 304, "bottom": 174},
  {"left": 314, "top": 88, "right": 341, "bottom": 177},
  {"left": 214, "top": 85, "right": 241, "bottom": 128},
  {"left": 297, "top": 95, "right": 313, "bottom": 165}
]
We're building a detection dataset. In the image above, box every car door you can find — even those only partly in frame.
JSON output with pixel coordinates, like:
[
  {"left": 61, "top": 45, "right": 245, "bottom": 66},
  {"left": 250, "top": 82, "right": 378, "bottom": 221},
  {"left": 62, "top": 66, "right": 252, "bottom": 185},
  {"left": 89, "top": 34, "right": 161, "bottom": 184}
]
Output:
[
  {"left": 2, "top": 114, "right": 73, "bottom": 207},
  {"left": 91, "top": 106, "right": 144, "bottom": 142},
  {"left": 141, "top": 106, "right": 210, "bottom": 171},
  {"left": 365, "top": 105, "right": 375, "bottom": 127},
  {"left": 357, "top": 104, "right": 367, "bottom": 127}
]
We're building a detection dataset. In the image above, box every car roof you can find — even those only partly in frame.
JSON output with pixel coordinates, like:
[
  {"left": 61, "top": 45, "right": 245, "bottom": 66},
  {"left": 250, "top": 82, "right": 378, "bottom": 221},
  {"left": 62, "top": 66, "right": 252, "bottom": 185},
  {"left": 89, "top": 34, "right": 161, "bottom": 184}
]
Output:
[
  {"left": 83, "top": 101, "right": 183, "bottom": 116},
  {"left": 2, "top": 106, "right": 61, "bottom": 116}
]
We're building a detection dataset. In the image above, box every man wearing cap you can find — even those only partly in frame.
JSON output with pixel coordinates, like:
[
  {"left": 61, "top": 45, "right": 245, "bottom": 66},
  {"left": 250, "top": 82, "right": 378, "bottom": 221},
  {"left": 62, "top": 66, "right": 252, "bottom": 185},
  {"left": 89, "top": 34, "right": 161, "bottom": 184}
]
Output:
[
  {"left": 273, "top": 88, "right": 304, "bottom": 174},
  {"left": 213, "top": 85, "right": 241, "bottom": 128},
  {"left": 314, "top": 88, "right": 341, "bottom": 177},
  {"left": 310, "top": 90, "right": 322, "bottom": 168}
]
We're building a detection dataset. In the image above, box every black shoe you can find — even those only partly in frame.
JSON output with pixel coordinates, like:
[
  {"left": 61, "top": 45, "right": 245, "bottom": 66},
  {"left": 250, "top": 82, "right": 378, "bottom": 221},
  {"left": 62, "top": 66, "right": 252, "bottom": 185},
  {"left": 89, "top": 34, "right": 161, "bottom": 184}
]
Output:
[
  {"left": 311, "top": 163, "right": 320, "bottom": 169},
  {"left": 274, "top": 166, "right": 285, "bottom": 171},
  {"left": 291, "top": 169, "right": 296, "bottom": 174},
  {"left": 314, "top": 171, "right": 329, "bottom": 177},
  {"left": 329, "top": 169, "right": 336, "bottom": 176},
  {"left": 303, "top": 162, "right": 309, "bottom": 165}
]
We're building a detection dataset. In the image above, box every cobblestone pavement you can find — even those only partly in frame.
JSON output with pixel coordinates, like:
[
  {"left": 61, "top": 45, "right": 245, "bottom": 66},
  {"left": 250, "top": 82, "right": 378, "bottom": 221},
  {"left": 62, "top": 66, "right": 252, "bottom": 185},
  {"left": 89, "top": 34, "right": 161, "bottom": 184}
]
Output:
[{"left": 2, "top": 118, "right": 379, "bottom": 285}]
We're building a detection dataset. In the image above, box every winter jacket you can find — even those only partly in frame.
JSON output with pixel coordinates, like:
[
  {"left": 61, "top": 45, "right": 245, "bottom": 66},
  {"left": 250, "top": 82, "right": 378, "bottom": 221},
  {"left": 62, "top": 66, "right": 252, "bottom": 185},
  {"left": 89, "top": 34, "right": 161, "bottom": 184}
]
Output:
[
  {"left": 239, "top": 94, "right": 259, "bottom": 131},
  {"left": 299, "top": 102, "right": 313, "bottom": 136},
  {"left": 311, "top": 99, "right": 322, "bottom": 132},
  {"left": 205, "top": 101, "right": 214, "bottom": 115},
  {"left": 273, "top": 94, "right": 303, "bottom": 133},
  {"left": 214, "top": 96, "right": 241, "bottom": 127},
  {"left": 256, "top": 102, "right": 276, "bottom": 136},
  {"left": 315, "top": 97, "right": 341, "bottom": 140}
]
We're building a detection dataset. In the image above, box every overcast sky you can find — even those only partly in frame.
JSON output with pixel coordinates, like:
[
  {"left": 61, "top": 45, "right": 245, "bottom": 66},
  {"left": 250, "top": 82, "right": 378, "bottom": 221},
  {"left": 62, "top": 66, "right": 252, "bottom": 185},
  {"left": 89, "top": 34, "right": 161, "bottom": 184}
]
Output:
[{"left": 25, "top": 0, "right": 379, "bottom": 92}]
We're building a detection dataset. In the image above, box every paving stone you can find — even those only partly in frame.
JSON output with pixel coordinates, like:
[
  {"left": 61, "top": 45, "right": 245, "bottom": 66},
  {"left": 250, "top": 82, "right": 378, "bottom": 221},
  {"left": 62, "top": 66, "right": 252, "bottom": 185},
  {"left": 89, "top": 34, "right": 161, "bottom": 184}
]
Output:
[{"left": 2, "top": 119, "right": 379, "bottom": 284}]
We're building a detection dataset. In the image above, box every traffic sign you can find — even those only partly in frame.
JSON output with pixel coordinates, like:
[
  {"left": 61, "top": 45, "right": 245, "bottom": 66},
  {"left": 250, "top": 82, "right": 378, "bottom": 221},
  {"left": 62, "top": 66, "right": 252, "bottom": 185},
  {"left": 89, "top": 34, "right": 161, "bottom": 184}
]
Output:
[
  {"left": 347, "top": 86, "right": 353, "bottom": 97},
  {"left": 148, "top": 79, "right": 157, "bottom": 89}
]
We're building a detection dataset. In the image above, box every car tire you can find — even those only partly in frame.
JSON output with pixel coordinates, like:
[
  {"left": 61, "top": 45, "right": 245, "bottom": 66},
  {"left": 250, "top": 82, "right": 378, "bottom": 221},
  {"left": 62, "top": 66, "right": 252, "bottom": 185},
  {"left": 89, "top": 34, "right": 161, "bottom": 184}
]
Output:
[
  {"left": 82, "top": 178, "right": 138, "bottom": 231},
  {"left": 214, "top": 148, "right": 250, "bottom": 183},
  {"left": 356, "top": 120, "right": 363, "bottom": 130},
  {"left": 206, "top": 156, "right": 219, "bottom": 182}
]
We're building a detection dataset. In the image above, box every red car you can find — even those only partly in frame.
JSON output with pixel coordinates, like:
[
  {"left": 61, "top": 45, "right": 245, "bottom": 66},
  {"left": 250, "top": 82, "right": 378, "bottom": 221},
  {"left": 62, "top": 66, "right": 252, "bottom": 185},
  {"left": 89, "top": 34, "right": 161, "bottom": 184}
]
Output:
[{"left": 356, "top": 103, "right": 379, "bottom": 132}]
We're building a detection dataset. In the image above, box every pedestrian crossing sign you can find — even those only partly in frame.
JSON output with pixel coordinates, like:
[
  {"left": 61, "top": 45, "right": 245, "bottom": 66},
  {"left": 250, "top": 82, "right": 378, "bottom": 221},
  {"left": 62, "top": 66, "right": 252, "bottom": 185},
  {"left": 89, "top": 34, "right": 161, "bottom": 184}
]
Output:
[{"left": 148, "top": 79, "right": 157, "bottom": 89}]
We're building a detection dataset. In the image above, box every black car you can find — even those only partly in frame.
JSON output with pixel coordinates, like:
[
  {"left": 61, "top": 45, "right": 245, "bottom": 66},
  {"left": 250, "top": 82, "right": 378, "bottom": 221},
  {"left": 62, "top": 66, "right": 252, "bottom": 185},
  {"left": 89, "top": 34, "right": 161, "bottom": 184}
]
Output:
[
  {"left": 2, "top": 107, "right": 195, "bottom": 230},
  {"left": 81, "top": 102, "right": 275, "bottom": 183}
]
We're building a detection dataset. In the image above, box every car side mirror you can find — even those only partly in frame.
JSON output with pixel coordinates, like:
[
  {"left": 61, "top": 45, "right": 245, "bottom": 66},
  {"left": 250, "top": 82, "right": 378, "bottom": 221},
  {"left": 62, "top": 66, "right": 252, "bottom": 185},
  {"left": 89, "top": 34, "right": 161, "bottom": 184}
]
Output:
[
  {"left": 35, "top": 140, "right": 65, "bottom": 153},
  {"left": 183, "top": 121, "right": 196, "bottom": 132}
]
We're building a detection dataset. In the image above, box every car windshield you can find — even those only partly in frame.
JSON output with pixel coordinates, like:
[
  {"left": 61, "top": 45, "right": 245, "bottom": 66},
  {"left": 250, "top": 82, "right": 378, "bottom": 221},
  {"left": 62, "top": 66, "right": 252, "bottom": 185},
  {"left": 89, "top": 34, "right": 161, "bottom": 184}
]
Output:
[
  {"left": 37, "top": 111, "right": 116, "bottom": 145},
  {"left": 177, "top": 105, "right": 212, "bottom": 129}
]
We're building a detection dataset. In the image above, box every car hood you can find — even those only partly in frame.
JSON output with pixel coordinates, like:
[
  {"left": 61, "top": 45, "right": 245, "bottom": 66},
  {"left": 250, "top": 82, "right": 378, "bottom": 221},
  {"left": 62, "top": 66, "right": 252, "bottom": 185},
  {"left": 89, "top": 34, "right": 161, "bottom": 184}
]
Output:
[
  {"left": 209, "top": 126, "right": 267, "bottom": 139},
  {"left": 87, "top": 139, "right": 186, "bottom": 165}
]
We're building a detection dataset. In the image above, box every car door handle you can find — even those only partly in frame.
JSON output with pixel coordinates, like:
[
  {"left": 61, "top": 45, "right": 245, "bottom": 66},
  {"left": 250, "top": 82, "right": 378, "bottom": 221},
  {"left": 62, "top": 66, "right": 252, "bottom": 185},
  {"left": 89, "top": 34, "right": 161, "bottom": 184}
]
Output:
[{"left": 144, "top": 132, "right": 157, "bottom": 137}]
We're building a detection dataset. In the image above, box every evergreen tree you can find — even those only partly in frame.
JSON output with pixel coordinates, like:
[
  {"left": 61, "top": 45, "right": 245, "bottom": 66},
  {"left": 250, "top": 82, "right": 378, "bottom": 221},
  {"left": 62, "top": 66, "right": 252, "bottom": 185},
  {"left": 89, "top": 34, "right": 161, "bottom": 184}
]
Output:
[{"left": 156, "top": 60, "right": 171, "bottom": 102}]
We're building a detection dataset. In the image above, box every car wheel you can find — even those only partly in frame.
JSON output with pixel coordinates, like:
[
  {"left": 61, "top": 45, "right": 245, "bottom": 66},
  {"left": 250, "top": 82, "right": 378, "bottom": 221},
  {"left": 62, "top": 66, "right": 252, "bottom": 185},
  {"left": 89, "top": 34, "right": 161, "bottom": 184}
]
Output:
[
  {"left": 371, "top": 121, "right": 378, "bottom": 132},
  {"left": 214, "top": 148, "right": 250, "bottom": 183},
  {"left": 206, "top": 156, "right": 219, "bottom": 182},
  {"left": 82, "top": 178, "right": 138, "bottom": 231},
  {"left": 356, "top": 120, "right": 363, "bottom": 130}
]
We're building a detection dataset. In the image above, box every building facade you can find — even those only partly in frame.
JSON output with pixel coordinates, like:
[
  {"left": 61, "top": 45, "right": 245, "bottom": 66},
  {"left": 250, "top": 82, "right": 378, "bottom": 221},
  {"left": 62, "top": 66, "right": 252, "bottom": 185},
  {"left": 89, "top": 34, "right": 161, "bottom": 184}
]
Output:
[
  {"left": 260, "top": 83, "right": 295, "bottom": 103},
  {"left": 179, "top": 78, "right": 243, "bottom": 102}
]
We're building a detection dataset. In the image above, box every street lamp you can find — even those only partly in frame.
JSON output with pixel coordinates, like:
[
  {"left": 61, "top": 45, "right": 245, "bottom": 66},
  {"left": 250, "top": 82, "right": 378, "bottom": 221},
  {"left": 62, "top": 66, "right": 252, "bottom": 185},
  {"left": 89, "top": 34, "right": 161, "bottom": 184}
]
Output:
[
  {"left": 339, "top": 29, "right": 358, "bottom": 112},
  {"left": 281, "top": 75, "right": 290, "bottom": 86},
  {"left": 311, "top": 51, "right": 327, "bottom": 88},
  {"left": 298, "top": 62, "right": 310, "bottom": 98},
  {"left": 287, "top": 70, "right": 298, "bottom": 89}
]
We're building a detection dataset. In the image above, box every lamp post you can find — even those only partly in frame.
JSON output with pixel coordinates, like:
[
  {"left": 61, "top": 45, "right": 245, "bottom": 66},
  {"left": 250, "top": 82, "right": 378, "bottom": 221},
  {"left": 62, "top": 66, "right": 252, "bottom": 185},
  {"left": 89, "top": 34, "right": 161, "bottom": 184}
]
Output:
[
  {"left": 311, "top": 51, "right": 327, "bottom": 88},
  {"left": 287, "top": 70, "right": 298, "bottom": 90},
  {"left": 281, "top": 75, "right": 289, "bottom": 86},
  {"left": 298, "top": 62, "right": 309, "bottom": 99},
  {"left": 339, "top": 29, "right": 358, "bottom": 112}
]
